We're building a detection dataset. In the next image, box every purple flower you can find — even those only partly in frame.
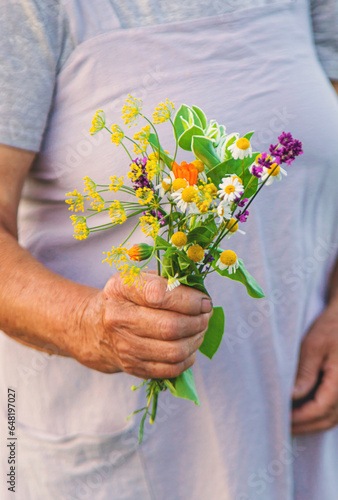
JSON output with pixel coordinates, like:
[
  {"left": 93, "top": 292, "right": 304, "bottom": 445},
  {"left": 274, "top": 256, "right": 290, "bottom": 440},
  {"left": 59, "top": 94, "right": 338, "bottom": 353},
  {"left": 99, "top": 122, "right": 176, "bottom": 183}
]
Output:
[
  {"left": 269, "top": 132, "right": 303, "bottom": 166},
  {"left": 278, "top": 132, "right": 294, "bottom": 146},
  {"left": 205, "top": 253, "right": 215, "bottom": 263},
  {"left": 251, "top": 165, "right": 264, "bottom": 178},
  {"left": 256, "top": 152, "right": 273, "bottom": 169},
  {"left": 131, "top": 157, "right": 152, "bottom": 190},
  {"left": 236, "top": 210, "right": 249, "bottom": 223},
  {"left": 236, "top": 198, "right": 248, "bottom": 207}
]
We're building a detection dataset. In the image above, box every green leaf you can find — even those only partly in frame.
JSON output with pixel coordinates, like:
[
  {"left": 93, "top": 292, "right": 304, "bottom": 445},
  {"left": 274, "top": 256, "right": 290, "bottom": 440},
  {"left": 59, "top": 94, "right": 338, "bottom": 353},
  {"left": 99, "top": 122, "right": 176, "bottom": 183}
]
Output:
[
  {"left": 148, "top": 133, "right": 173, "bottom": 169},
  {"left": 187, "top": 226, "right": 216, "bottom": 247},
  {"left": 192, "top": 136, "right": 220, "bottom": 169},
  {"left": 243, "top": 131, "right": 255, "bottom": 141},
  {"left": 212, "top": 258, "right": 265, "bottom": 299},
  {"left": 178, "top": 255, "right": 191, "bottom": 271},
  {"left": 161, "top": 249, "right": 177, "bottom": 278},
  {"left": 199, "top": 306, "right": 225, "bottom": 359},
  {"left": 178, "top": 125, "right": 205, "bottom": 151},
  {"left": 173, "top": 104, "right": 202, "bottom": 139},
  {"left": 242, "top": 175, "right": 258, "bottom": 199},
  {"left": 165, "top": 368, "right": 200, "bottom": 405},
  {"left": 156, "top": 236, "right": 171, "bottom": 248},
  {"left": 179, "top": 274, "right": 209, "bottom": 296},
  {"left": 192, "top": 105, "right": 207, "bottom": 129},
  {"left": 206, "top": 158, "right": 241, "bottom": 186}
]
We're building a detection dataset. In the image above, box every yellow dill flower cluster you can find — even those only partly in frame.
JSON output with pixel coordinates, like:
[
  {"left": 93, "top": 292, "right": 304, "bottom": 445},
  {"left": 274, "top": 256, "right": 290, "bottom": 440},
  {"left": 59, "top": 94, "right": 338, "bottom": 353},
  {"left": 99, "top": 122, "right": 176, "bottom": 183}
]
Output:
[
  {"left": 102, "top": 245, "right": 128, "bottom": 267},
  {"left": 89, "top": 192, "right": 105, "bottom": 211},
  {"left": 194, "top": 181, "right": 218, "bottom": 213},
  {"left": 152, "top": 99, "right": 175, "bottom": 124},
  {"left": 111, "top": 124, "right": 124, "bottom": 146},
  {"left": 109, "top": 175, "right": 124, "bottom": 192},
  {"left": 83, "top": 176, "right": 104, "bottom": 211},
  {"left": 145, "top": 152, "right": 160, "bottom": 180},
  {"left": 83, "top": 176, "right": 96, "bottom": 195},
  {"left": 102, "top": 247, "right": 145, "bottom": 288},
  {"left": 89, "top": 110, "right": 105, "bottom": 135},
  {"left": 127, "top": 163, "right": 144, "bottom": 182},
  {"left": 65, "top": 189, "right": 85, "bottom": 212},
  {"left": 133, "top": 125, "right": 151, "bottom": 154},
  {"left": 109, "top": 200, "right": 127, "bottom": 224},
  {"left": 122, "top": 95, "right": 142, "bottom": 126},
  {"left": 70, "top": 215, "right": 89, "bottom": 240},
  {"left": 140, "top": 213, "right": 160, "bottom": 239},
  {"left": 119, "top": 263, "right": 145, "bottom": 288},
  {"left": 136, "top": 187, "right": 154, "bottom": 205}
]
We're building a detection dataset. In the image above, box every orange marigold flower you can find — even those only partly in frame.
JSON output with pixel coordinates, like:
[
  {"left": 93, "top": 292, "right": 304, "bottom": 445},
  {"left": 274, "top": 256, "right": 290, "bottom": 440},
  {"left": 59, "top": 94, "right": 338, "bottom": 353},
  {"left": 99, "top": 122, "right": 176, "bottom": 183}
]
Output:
[{"left": 172, "top": 161, "right": 198, "bottom": 186}]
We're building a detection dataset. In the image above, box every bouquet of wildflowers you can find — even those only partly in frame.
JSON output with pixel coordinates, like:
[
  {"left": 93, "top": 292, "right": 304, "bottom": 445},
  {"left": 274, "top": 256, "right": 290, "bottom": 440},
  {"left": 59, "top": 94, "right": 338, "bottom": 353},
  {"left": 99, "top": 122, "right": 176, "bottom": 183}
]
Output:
[{"left": 66, "top": 95, "right": 303, "bottom": 442}]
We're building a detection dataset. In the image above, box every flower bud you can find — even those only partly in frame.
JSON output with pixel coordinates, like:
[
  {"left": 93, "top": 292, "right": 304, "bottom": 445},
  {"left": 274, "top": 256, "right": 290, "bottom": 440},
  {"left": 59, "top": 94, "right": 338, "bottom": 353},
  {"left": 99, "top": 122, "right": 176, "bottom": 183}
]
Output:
[{"left": 127, "top": 243, "right": 153, "bottom": 261}]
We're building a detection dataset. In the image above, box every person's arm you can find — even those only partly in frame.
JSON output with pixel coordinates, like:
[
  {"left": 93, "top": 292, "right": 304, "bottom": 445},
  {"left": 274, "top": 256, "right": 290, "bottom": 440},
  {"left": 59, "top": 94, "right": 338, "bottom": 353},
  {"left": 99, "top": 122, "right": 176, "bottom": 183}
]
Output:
[
  {"left": 0, "top": 144, "right": 213, "bottom": 378},
  {"left": 292, "top": 79, "right": 338, "bottom": 433},
  {"left": 331, "top": 81, "right": 338, "bottom": 95}
]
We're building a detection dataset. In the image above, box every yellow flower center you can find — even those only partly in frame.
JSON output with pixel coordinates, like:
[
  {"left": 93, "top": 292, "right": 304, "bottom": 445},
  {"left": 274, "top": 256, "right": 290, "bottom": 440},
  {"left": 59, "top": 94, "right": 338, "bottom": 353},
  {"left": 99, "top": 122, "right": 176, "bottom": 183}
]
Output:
[
  {"left": 225, "top": 218, "right": 238, "bottom": 233},
  {"left": 224, "top": 185, "right": 236, "bottom": 195},
  {"left": 191, "top": 160, "right": 205, "bottom": 173},
  {"left": 187, "top": 244, "right": 205, "bottom": 263},
  {"left": 181, "top": 186, "right": 197, "bottom": 203},
  {"left": 268, "top": 163, "right": 280, "bottom": 176},
  {"left": 161, "top": 178, "right": 171, "bottom": 191},
  {"left": 172, "top": 178, "right": 188, "bottom": 191},
  {"left": 171, "top": 231, "right": 187, "bottom": 248},
  {"left": 220, "top": 250, "right": 237, "bottom": 266},
  {"left": 236, "top": 138, "right": 250, "bottom": 150},
  {"left": 232, "top": 176, "right": 242, "bottom": 184}
]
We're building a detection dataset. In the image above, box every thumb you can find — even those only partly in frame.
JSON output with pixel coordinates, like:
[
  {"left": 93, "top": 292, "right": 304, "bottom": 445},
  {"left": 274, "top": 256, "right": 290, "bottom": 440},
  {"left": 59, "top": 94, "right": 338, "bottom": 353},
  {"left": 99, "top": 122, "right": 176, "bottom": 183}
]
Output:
[{"left": 292, "top": 335, "right": 325, "bottom": 400}]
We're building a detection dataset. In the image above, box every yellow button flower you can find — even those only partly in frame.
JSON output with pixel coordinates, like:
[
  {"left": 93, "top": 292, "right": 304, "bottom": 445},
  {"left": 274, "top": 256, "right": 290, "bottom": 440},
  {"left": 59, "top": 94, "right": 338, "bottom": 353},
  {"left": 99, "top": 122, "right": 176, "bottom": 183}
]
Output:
[
  {"left": 187, "top": 244, "right": 205, "bottom": 263},
  {"left": 171, "top": 231, "right": 187, "bottom": 248}
]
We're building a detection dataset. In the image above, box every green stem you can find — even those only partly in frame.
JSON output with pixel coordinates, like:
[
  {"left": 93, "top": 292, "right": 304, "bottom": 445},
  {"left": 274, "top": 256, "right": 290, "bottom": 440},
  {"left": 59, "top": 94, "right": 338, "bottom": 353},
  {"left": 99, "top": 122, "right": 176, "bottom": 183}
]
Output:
[
  {"left": 169, "top": 118, "right": 178, "bottom": 165},
  {"left": 104, "top": 126, "right": 133, "bottom": 161},
  {"left": 121, "top": 221, "right": 140, "bottom": 246}
]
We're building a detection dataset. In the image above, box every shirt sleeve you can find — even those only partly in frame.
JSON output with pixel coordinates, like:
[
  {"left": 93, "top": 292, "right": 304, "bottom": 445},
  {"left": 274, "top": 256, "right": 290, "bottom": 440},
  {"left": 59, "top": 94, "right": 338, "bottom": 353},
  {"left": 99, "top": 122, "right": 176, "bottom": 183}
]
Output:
[
  {"left": 0, "top": 0, "right": 74, "bottom": 152},
  {"left": 310, "top": 0, "right": 338, "bottom": 81}
]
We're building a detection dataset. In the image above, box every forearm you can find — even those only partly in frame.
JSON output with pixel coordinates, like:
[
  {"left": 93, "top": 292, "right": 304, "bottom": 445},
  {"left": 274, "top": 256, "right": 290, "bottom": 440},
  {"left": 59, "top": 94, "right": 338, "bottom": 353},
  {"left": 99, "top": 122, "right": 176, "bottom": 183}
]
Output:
[
  {"left": 328, "top": 256, "right": 338, "bottom": 306},
  {"left": 331, "top": 80, "right": 338, "bottom": 95},
  {"left": 0, "top": 226, "right": 100, "bottom": 357}
]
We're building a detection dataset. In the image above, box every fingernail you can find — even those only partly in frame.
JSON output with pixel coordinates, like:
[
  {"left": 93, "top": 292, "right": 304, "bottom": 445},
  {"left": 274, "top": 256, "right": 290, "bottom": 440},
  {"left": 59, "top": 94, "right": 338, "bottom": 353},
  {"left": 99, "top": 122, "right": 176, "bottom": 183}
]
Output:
[{"left": 201, "top": 298, "right": 213, "bottom": 313}]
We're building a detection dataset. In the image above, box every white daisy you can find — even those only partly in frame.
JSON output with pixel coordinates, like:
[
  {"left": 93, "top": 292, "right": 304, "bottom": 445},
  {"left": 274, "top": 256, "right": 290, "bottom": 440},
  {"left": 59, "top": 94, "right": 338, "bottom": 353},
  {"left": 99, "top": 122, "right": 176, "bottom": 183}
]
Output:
[
  {"left": 171, "top": 185, "right": 198, "bottom": 212},
  {"left": 228, "top": 137, "right": 252, "bottom": 160},
  {"left": 216, "top": 201, "right": 232, "bottom": 223},
  {"left": 166, "top": 273, "right": 181, "bottom": 292},
  {"left": 218, "top": 175, "right": 244, "bottom": 203},
  {"left": 223, "top": 217, "right": 246, "bottom": 240},
  {"left": 261, "top": 163, "right": 287, "bottom": 185},
  {"left": 216, "top": 250, "right": 239, "bottom": 274},
  {"left": 156, "top": 172, "right": 175, "bottom": 198}
]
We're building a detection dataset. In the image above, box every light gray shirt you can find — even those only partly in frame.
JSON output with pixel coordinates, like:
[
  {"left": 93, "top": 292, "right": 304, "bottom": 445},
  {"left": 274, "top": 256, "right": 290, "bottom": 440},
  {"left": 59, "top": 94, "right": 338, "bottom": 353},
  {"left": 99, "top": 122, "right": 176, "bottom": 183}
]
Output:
[{"left": 0, "top": 0, "right": 337, "bottom": 152}]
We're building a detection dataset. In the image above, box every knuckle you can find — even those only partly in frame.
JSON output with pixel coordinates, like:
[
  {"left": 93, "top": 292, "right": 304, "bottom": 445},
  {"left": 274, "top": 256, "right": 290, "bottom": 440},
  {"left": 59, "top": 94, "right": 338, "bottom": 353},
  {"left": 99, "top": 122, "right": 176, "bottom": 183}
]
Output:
[
  {"left": 167, "top": 344, "right": 189, "bottom": 364},
  {"left": 184, "top": 353, "right": 197, "bottom": 370},
  {"left": 199, "top": 313, "right": 209, "bottom": 332},
  {"left": 165, "top": 363, "right": 186, "bottom": 379},
  {"left": 159, "top": 316, "right": 180, "bottom": 340},
  {"left": 143, "top": 278, "right": 165, "bottom": 308}
]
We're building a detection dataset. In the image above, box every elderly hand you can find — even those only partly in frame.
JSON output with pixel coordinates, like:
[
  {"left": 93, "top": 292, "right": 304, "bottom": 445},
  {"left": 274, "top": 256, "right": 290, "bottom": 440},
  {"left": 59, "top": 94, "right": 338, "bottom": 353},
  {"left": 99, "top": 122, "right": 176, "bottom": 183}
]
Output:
[
  {"left": 292, "top": 296, "right": 338, "bottom": 434},
  {"left": 74, "top": 272, "right": 213, "bottom": 379}
]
